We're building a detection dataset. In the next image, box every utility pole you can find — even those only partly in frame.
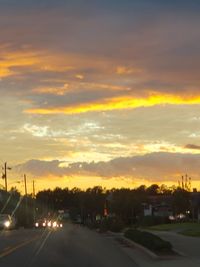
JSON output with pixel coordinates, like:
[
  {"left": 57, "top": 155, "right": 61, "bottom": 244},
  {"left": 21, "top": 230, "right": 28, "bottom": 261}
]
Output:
[
  {"left": 24, "top": 174, "right": 28, "bottom": 227},
  {"left": 32, "top": 180, "right": 35, "bottom": 198},
  {"left": 24, "top": 174, "right": 27, "bottom": 195},
  {"left": 2, "top": 162, "right": 12, "bottom": 192},
  {"left": 33, "top": 180, "right": 36, "bottom": 223}
]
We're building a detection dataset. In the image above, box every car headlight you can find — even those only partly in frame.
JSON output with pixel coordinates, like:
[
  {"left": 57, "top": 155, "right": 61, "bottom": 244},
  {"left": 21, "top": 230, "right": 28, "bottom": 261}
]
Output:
[
  {"left": 47, "top": 221, "right": 51, "bottom": 227},
  {"left": 35, "top": 222, "right": 39, "bottom": 227},
  {"left": 42, "top": 222, "right": 46, "bottom": 227},
  {"left": 4, "top": 221, "right": 11, "bottom": 228},
  {"left": 52, "top": 221, "right": 57, "bottom": 228},
  {"left": 60, "top": 223, "right": 63, "bottom": 228}
]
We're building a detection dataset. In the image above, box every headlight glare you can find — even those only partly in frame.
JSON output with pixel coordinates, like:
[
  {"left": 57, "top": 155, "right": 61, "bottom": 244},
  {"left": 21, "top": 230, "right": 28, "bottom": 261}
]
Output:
[
  {"left": 4, "top": 221, "right": 11, "bottom": 228},
  {"left": 52, "top": 221, "right": 57, "bottom": 228}
]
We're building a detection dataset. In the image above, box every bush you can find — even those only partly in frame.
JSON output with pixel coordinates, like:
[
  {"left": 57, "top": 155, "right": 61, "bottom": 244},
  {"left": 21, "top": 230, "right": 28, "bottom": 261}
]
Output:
[
  {"left": 97, "top": 217, "right": 124, "bottom": 232},
  {"left": 107, "top": 217, "right": 125, "bottom": 232},
  {"left": 86, "top": 221, "right": 101, "bottom": 229},
  {"left": 87, "top": 217, "right": 125, "bottom": 233},
  {"left": 139, "top": 216, "right": 170, "bottom": 227},
  {"left": 124, "top": 228, "right": 172, "bottom": 253}
]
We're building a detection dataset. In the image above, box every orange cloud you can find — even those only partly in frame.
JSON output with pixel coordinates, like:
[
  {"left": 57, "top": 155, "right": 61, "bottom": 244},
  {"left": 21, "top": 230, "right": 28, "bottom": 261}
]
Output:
[
  {"left": 0, "top": 50, "right": 40, "bottom": 78},
  {"left": 75, "top": 74, "right": 84, "bottom": 80},
  {"left": 32, "top": 82, "right": 130, "bottom": 97},
  {"left": 25, "top": 93, "right": 200, "bottom": 115},
  {"left": 32, "top": 84, "right": 69, "bottom": 95},
  {"left": 116, "top": 66, "right": 142, "bottom": 75},
  {"left": 0, "top": 48, "right": 77, "bottom": 78}
]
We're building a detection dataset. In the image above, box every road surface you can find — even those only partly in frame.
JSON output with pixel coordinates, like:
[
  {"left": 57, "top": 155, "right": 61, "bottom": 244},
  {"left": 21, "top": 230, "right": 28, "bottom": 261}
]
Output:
[{"left": 0, "top": 224, "right": 138, "bottom": 267}]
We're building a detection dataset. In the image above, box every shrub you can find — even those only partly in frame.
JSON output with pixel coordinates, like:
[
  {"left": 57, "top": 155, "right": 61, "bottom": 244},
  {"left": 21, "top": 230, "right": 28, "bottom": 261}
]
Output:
[
  {"left": 98, "top": 217, "right": 125, "bottom": 232},
  {"left": 87, "top": 217, "right": 125, "bottom": 233},
  {"left": 124, "top": 228, "right": 172, "bottom": 253},
  {"left": 108, "top": 217, "right": 125, "bottom": 232},
  {"left": 86, "top": 221, "right": 100, "bottom": 229},
  {"left": 139, "top": 216, "right": 170, "bottom": 227}
]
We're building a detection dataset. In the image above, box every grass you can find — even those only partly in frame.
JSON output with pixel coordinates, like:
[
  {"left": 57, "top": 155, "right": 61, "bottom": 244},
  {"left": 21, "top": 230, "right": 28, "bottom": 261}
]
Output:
[
  {"left": 147, "top": 223, "right": 181, "bottom": 231},
  {"left": 146, "top": 222, "right": 200, "bottom": 237},
  {"left": 180, "top": 228, "right": 200, "bottom": 237}
]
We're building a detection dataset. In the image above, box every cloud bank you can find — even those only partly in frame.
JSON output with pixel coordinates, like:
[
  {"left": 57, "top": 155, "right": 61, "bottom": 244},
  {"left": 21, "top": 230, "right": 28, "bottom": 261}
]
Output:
[{"left": 15, "top": 152, "right": 200, "bottom": 182}]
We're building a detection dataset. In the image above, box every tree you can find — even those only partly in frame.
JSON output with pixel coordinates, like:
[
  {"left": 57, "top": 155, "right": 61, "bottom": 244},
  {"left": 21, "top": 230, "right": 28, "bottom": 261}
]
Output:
[
  {"left": 172, "top": 188, "right": 190, "bottom": 214},
  {"left": 146, "top": 184, "right": 160, "bottom": 195}
]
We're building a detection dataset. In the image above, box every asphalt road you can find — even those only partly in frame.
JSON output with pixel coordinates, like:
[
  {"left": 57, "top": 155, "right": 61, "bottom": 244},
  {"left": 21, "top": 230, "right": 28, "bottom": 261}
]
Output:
[{"left": 0, "top": 224, "right": 138, "bottom": 267}]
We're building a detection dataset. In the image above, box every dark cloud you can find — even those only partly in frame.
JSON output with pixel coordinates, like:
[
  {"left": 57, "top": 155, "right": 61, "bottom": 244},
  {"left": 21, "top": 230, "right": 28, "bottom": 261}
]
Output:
[
  {"left": 1, "top": 0, "right": 200, "bottom": 111},
  {"left": 15, "top": 152, "right": 200, "bottom": 181},
  {"left": 15, "top": 159, "right": 64, "bottom": 177},
  {"left": 185, "top": 144, "right": 200, "bottom": 150}
]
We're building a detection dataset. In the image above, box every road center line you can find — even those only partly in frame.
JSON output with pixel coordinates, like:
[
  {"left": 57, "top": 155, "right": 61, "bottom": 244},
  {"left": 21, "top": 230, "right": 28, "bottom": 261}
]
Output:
[{"left": 0, "top": 236, "right": 40, "bottom": 259}]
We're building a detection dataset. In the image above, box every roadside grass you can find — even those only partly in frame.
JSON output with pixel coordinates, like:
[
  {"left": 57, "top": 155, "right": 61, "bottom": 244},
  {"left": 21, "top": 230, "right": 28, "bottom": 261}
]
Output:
[
  {"left": 146, "top": 222, "right": 200, "bottom": 237},
  {"left": 147, "top": 223, "right": 180, "bottom": 231},
  {"left": 180, "top": 229, "right": 200, "bottom": 237}
]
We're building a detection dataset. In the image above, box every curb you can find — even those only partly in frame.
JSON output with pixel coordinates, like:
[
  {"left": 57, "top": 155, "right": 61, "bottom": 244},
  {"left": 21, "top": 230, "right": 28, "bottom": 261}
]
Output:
[{"left": 122, "top": 236, "right": 159, "bottom": 259}]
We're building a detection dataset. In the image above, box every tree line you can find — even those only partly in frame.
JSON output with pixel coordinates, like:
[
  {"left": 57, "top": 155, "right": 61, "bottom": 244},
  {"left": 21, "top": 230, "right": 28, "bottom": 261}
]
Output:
[
  {"left": 0, "top": 184, "right": 195, "bottom": 227},
  {"left": 36, "top": 184, "right": 193, "bottom": 224}
]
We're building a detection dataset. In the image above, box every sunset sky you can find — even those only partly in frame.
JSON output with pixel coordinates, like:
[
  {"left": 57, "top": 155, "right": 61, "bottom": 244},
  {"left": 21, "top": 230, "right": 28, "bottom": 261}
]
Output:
[{"left": 1, "top": 0, "right": 200, "bottom": 192}]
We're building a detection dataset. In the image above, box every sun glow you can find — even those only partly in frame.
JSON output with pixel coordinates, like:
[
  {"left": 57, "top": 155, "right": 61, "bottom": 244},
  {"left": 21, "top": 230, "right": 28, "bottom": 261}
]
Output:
[{"left": 25, "top": 93, "right": 200, "bottom": 115}]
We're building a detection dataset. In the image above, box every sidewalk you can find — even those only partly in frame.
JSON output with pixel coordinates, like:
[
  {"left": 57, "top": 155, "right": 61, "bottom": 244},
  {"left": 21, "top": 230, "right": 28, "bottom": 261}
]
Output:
[{"left": 107, "top": 231, "right": 200, "bottom": 267}]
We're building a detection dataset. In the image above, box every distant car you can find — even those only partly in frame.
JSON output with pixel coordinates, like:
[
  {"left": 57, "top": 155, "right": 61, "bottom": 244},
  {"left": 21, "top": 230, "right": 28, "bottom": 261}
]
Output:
[
  {"left": 72, "top": 215, "right": 82, "bottom": 224},
  {"left": 35, "top": 218, "right": 63, "bottom": 229},
  {"left": 34, "top": 219, "right": 47, "bottom": 228},
  {"left": 47, "top": 219, "right": 63, "bottom": 229},
  {"left": 0, "top": 214, "right": 15, "bottom": 230}
]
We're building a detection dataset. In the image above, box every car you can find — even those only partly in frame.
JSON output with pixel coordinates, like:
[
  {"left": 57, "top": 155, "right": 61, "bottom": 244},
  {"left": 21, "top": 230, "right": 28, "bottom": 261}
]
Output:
[
  {"left": 0, "top": 214, "right": 15, "bottom": 230},
  {"left": 35, "top": 218, "right": 63, "bottom": 229},
  {"left": 72, "top": 215, "right": 83, "bottom": 224},
  {"left": 34, "top": 218, "right": 47, "bottom": 228},
  {"left": 46, "top": 219, "right": 63, "bottom": 229}
]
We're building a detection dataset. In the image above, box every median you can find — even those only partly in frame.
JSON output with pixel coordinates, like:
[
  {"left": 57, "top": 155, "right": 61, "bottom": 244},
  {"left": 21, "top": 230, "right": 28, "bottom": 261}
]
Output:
[{"left": 124, "top": 228, "right": 173, "bottom": 255}]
